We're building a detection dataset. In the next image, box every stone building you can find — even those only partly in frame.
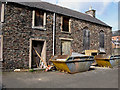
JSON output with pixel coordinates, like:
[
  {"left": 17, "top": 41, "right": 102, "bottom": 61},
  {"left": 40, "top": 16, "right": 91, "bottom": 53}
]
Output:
[
  {"left": 0, "top": 1, "right": 112, "bottom": 71},
  {"left": 112, "top": 30, "right": 120, "bottom": 55}
]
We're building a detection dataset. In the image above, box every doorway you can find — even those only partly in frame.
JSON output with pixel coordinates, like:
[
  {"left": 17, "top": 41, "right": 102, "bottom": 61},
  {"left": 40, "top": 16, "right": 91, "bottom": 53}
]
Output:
[{"left": 30, "top": 39, "right": 46, "bottom": 69}]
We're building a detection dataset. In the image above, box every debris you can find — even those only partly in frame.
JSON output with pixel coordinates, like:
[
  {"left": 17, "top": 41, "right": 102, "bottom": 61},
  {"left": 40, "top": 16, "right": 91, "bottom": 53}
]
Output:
[
  {"left": 14, "top": 69, "right": 20, "bottom": 72},
  {"left": 33, "top": 47, "right": 47, "bottom": 68},
  {"left": 90, "top": 66, "right": 110, "bottom": 69},
  {"left": 45, "top": 65, "right": 53, "bottom": 72},
  {"left": 84, "top": 50, "right": 98, "bottom": 56},
  {"left": 14, "top": 69, "right": 29, "bottom": 72},
  {"left": 38, "top": 78, "right": 42, "bottom": 81},
  {"left": 29, "top": 69, "right": 34, "bottom": 72}
]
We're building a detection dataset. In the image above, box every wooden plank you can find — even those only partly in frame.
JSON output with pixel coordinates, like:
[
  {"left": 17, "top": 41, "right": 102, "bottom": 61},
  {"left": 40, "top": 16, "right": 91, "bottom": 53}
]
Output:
[
  {"left": 61, "top": 40, "right": 71, "bottom": 55},
  {"left": 33, "top": 47, "right": 47, "bottom": 67}
]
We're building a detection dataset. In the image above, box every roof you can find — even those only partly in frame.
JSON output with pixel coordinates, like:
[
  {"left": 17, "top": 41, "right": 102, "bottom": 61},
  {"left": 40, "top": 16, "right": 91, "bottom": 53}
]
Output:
[{"left": 5, "top": 1, "right": 111, "bottom": 27}]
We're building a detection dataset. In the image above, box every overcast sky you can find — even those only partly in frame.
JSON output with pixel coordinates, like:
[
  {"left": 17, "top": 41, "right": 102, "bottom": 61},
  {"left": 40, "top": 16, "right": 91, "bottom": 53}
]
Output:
[{"left": 41, "top": 0, "right": 118, "bottom": 31}]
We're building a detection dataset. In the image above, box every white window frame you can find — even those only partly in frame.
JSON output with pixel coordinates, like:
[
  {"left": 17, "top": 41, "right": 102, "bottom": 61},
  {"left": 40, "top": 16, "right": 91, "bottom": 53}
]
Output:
[
  {"left": 61, "top": 16, "right": 71, "bottom": 33},
  {"left": 0, "top": 3, "right": 4, "bottom": 22},
  {"left": 32, "top": 10, "right": 46, "bottom": 30},
  {"left": 0, "top": 35, "right": 3, "bottom": 61}
]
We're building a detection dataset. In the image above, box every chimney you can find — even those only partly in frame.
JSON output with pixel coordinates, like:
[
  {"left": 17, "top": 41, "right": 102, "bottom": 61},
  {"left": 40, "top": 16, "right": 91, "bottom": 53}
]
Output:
[{"left": 85, "top": 6, "right": 96, "bottom": 18}]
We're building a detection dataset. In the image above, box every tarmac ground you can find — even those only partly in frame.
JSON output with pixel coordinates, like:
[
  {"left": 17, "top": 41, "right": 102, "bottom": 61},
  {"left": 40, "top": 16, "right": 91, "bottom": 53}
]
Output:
[{"left": 2, "top": 66, "right": 118, "bottom": 88}]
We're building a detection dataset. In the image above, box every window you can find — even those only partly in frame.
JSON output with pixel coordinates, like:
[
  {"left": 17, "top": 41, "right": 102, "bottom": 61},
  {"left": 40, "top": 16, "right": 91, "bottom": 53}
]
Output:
[
  {"left": 61, "top": 16, "right": 70, "bottom": 32},
  {"left": 99, "top": 31, "right": 104, "bottom": 48},
  {"left": 32, "top": 10, "right": 46, "bottom": 29},
  {"left": 0, "top": 3, "right": 4, "bottom": 22},
  {"left": 83, "top": 27, "right": 90, "bottom": 50},
  {"left": 35, "top": 10, "right": 44, "bottom": 26}
]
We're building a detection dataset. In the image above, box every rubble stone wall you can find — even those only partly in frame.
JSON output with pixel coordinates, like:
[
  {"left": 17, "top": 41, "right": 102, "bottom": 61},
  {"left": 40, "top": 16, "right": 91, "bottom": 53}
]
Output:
[
  {"left": 2, "top": 3, "right": 53, "bottom": 70},
  {"left": 2, "top": 3, "right": 112, "bottom": 70},
  {"left": 55, "top": 15, "right": 112, "bottom": 55}
]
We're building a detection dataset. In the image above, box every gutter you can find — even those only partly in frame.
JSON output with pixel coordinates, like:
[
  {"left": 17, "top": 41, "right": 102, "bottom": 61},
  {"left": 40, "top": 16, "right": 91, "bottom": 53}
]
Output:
[{"left": 53, "top": 13, "right": 56, "bottom": 56}]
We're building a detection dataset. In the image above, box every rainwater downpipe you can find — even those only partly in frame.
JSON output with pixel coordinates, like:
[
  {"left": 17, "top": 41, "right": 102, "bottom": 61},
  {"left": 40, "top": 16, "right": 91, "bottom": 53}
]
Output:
[{"left": 53, "top": 13, "right": 56, "bottom": 56}]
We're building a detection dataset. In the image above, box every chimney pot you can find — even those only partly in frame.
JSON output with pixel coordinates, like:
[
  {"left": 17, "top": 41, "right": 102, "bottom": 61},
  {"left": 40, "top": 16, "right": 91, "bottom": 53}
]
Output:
[
  {"left": 89, "top": 6, "right": 92, "bottom": 10},
  {"left": 85, "top": 6, "right": 96, "bottom": 18}
]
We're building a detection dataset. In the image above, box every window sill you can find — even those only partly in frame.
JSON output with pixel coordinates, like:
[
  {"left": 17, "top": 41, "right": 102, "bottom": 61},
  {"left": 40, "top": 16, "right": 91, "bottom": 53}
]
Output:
[
  {"left": 61, "top": 31, "right": 71, "bottom": 34},
  {"left": 32, "top": 26, "right": 46, "bottom": 30}
]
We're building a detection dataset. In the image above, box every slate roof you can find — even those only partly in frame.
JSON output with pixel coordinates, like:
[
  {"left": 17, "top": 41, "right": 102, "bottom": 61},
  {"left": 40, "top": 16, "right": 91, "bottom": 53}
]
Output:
[{"left": 6, "top": 1, "right": 111, "bottom": 27}]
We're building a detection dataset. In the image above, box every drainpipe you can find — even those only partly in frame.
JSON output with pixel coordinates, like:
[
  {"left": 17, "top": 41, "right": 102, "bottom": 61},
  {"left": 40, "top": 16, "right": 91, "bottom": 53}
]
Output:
[{"left": 53, "top": 13, "right": 56, "bottom": 56}]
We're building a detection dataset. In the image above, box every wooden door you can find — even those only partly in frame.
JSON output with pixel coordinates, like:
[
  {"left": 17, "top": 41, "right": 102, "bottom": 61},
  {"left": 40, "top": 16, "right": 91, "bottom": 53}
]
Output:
[{"left": 61, "top": 40, "right": 71, "bottom": 55}]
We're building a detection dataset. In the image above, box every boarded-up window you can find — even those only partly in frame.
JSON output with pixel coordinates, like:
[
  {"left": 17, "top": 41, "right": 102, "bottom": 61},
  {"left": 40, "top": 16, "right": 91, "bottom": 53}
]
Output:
[
  {"left": 61, "top": 40, "right": 71, "bottom": 55},
  {"left": 35, "top": 10, "right": 44, "bottom": 27},
  {"left": 62, "top": 17, "right": 69, "bottom": 32},
  {"left": 99, "top": 31, "right": 104, "bottom": 48},
  {"left": 83, "top": 28, "right": 90, "bottom": 50}
]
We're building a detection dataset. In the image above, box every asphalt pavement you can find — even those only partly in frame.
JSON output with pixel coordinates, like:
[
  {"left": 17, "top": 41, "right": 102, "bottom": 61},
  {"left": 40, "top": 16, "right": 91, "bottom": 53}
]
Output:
[{"left": 2, "top": 66, "right": 118, "bottom": 88}]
